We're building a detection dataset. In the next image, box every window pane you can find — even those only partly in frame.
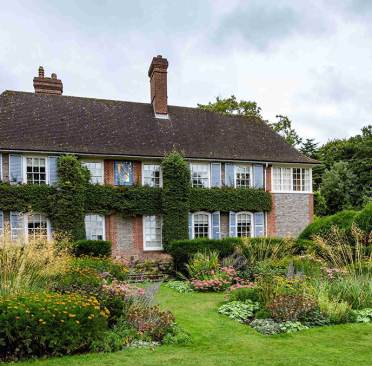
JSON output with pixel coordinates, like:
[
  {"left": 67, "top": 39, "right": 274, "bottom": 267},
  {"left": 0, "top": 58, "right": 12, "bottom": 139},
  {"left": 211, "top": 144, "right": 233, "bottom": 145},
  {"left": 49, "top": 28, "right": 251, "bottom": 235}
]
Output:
[
  {"left": 143, "top": 164, "right": 161, "bottom": 187},
  {"left": 27, "top": 213, "right": 48, "bottom": 239},
  {"left": 235, "top": 165, "right": 251, "bottom": 188},
  {"left": 144, "top": 215, "right": 162, "bottom": 249},
  {"left": 82, "top": 162, "right": 103, "bottom": 184},
  {"left": 85, "top": 214, "right": 104, "bottom": 240},
  {"left": 26, "top": 157, "right": 47, "bottom": 185},
  {"left": 191, "top": 164, "right": 210, "bottom": 188},
  {"left": 194, "top": 213, "right": 209, "bottom": 238},
  {"left": 237, "top": 213, "right": 252, "bottom": 237}
]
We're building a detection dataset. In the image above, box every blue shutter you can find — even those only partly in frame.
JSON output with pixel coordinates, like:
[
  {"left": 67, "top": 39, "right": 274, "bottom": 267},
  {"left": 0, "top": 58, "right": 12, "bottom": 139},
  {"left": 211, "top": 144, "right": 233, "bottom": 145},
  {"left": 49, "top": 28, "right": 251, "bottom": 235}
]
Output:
[
  {"left": 9, "top": 155, "right": 23, "bottom": 184},
  {"left": 211, "top": 163, "right": 221, "bottom": 187},
  {"left": 229, "top": 211, "right": 237, "bottom": 237},
  {"left": 0, "top": 211, "right": 3, "bottom": 233},
  {"left": 212, "top": 211, "right": 220, "bottom": 239},
  {"left": 225, "top": 164, "right": 235, "bottom": 187},
  {"left": 48, "top": 156, "right": 58, "bottom": 186},
  {"left": 253, "top": 164, "right": 264, "bottom": 189},
  {"left": 0, "top": 153, "right": 2, "bottom": 181},
  {"left": 254, "top": 212, "right": 265, "bottom": 237},
  {"left": 114, "top": 161, "right": 133, "bottom": 186},
  {"left": 188, "top": 213, "right": 193, "bottom": 239}
]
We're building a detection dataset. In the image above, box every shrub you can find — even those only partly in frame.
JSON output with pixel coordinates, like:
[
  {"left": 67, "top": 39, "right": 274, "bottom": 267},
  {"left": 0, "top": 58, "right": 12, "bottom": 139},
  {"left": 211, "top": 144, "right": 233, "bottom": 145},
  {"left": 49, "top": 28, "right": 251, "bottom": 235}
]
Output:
[
  {"left": 352, "top": 308, "right": 372, "bottom": 323},
  {"left": 267, "top": 294, "right": 318, "bottom": 322},
  {"left": 162, "top": 324, "right": 192, "bottom": 345},
  {"left": 191, "top": 278, "right": 230, "bottom": 292},
  {"left": 53, "top": 267, "right": 102, "bottom": 291},
  {"left": 72, "top": 240, "right": 112, "bottom": 257},
  {"left": 249, "top": 319, "right": 281, "bottom": 335},
  {"left": 165, "top": 237, "right": 241, "bottom": 272},
  {"left": 229, "top": 287, "right": 260, "bottom": 303},
  {"left": 354, "top": 203, "right": 372, "bottom": 241},
  {"left": 127, "top": 304, "right": 175, "bottom": 341},
  {"left": 299, "top": 210, "right": 357, "bottom": 240},
  {"left": 186, "top": 250, "right": 220, "bottom": 280},
  {"left": 218, "top": 300, "right": 260, "bottom": 322},
  {"left": 0, "top": 292, "right": 109, "bottom": 360},
  {"left": 317, "top": 296, "right": 352, "bottom": 324},
  {"left": 0, "top": 234, "right": 70, "bottom": 296},
  {"left": 90, "top": 319, "right": 139, "bottom": 353},
  {"left": 164, "top": 281, "right": 193, "bottom": 293},
  {"left": 72, "top": 257, "right": 129, "bottom": 281}
]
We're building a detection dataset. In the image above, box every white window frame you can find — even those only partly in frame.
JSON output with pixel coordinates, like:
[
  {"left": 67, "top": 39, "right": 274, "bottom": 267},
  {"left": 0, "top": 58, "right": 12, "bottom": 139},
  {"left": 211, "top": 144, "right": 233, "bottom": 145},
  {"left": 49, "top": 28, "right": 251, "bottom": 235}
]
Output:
[
  {"left": 23, "top": 156, "right": 49, "bottom": 185},
  {"left": 81, "top": 160, "right": 104, "bottom": 185},
  {"left": 143, "top": 215, "right": 163, "bottom": 251},
  {"left": 10, "top": 212, "right": 52, "bottom": 241},
  {"left": 191, "top": 211, "right": 212, "bottom": 239},
  {"left": 236, "top": 211, "right": 254, "bottom": 238},
  {"left": 190, "top": 162, "right": 211, "bottom": 188},
  {"left": 234, "top": 164, "right": 253, "bottom": 188},
  {"left": 84, "top": 214, "right": 106, "bottom": 240},
  {"left": 142, "top": 162, "right": 162, "bottom": 188},
  {"left": 271, "top": 166, "right": 312, "bottom": 193}
]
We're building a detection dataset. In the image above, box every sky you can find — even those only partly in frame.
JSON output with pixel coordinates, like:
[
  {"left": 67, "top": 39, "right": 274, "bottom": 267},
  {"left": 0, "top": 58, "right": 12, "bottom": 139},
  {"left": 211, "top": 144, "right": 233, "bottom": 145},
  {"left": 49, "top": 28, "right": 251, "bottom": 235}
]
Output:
[{"left": 1, "top": 0, "right": 371, "bottom": 144}]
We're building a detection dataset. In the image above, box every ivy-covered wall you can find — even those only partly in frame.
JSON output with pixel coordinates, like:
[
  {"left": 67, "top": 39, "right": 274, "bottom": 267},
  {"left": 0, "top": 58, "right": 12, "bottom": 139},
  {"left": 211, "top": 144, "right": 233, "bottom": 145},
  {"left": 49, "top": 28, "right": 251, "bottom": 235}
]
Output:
[{"left": 0, "top": 152, "right": 272, "bottom": 242}]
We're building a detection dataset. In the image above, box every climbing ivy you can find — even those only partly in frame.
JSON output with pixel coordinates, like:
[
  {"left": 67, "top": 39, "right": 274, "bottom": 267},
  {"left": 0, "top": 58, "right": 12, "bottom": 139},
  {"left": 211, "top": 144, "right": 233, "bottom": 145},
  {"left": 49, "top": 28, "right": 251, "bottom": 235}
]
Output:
[{"left": 0, "top": 153, "right": 272, "bottom": 242}]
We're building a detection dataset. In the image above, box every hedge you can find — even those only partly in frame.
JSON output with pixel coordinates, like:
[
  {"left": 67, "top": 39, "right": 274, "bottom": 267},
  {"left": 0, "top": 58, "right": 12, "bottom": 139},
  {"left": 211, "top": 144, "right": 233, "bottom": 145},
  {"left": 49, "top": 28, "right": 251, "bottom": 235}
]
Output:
[
  {"left": 354, "top": 203, "right": 372, "bottom": 235},
  {"left": 298, "top": 210, "right": 358, "bottom": 240},
  {"left": 72, "top": 240, "right": 112, "bottom": 257}
]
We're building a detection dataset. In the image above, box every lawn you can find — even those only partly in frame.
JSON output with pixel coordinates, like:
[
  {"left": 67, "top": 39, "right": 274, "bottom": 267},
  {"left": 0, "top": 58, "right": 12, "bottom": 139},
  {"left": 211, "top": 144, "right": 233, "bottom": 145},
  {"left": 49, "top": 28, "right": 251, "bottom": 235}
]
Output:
[{"left": 19, "top": 286, "right": 372, "bottom": 366}]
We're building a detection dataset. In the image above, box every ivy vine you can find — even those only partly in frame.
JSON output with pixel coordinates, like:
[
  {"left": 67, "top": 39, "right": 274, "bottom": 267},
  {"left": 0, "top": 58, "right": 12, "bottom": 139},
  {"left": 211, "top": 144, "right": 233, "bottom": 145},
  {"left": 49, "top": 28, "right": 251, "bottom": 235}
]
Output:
[{"left": 0, "top": 153, "right": 272, "bottom": 242}]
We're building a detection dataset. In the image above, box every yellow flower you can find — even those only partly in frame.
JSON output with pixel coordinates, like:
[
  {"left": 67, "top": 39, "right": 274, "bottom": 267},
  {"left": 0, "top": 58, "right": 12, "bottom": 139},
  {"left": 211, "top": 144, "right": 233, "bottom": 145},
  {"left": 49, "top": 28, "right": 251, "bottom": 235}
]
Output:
[
  {"left": 75, "top": 320, "right": 80, "bottom": 324},
  {"left": 68, "top": 314, "right": 76, "bottom": 318}
]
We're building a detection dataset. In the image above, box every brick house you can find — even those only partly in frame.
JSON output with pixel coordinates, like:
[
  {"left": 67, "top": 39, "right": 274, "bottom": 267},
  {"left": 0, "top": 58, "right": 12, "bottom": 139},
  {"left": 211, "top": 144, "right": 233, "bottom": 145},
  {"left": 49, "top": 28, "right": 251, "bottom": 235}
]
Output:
[{"left": 0, "top": 55, "right": 317, "bottom": 260}]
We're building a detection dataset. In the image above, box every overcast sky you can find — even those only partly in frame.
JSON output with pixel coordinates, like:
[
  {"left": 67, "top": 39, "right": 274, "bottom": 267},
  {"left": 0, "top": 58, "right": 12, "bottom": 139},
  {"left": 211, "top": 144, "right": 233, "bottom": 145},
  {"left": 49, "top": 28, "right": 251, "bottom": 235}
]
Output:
[{"left": 1, "top": 0, "right": 371, "bottom": 143}]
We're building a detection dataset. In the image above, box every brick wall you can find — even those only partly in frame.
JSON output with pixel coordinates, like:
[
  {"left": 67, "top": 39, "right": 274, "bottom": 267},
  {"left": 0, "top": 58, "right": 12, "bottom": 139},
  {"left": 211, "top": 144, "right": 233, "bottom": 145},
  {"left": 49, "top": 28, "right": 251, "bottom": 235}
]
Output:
[{"left": 104, "top": 160, "right": 114, "bottom": 185}]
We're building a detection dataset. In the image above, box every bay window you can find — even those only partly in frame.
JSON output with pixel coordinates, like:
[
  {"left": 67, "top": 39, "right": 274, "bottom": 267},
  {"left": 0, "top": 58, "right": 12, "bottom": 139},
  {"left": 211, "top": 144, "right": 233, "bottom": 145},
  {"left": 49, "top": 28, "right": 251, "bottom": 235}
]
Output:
[
  {"left": 272, "top": 167, "right": 312, "bottom": 192},
  {"left": 143, "top": 215, "right": 162, "bottom": 250},
  {"left": 190, "top": 163, "right": 210, "bottom": 188}
]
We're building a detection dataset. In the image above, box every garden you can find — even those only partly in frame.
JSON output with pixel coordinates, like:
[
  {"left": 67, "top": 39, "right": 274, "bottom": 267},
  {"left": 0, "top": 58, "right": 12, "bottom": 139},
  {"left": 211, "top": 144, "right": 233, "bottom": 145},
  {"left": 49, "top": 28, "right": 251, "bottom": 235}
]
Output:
[{"left": 0, "top": 203, "right": 371, "bottom": 365}]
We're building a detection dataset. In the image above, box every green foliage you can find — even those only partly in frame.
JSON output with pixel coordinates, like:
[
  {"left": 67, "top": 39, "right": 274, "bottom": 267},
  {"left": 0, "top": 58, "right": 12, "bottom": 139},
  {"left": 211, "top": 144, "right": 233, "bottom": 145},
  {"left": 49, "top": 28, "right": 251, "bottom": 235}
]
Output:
[
  {"left": 164, "top": 281, "right": 193, "bottom": 293},
  {"left": 72, "top": 240, "right": 112, "bottom": 258},
  {"left": 198, "top": 95, "right": 263, "bottom": 119},
  {"left": 320, "top": 161, "right": 358, "bottom": 214},
  {"left": 268, "top": 115, "right": 302, "bottom": 146},
  {"left": 85, "top": 185, "right": 162, "bottom": 216},
  {"left": 218, "top": 300, "right": 260, "bottom": 322},
  {"left": 161, "top": 151, "right": 191, "bottom": 245},
  {"left": 72, "top": 257, "right": 129, "bottom": 281},
  {"left": 189, "top": 187, "right": 272, "bottom": 212},
  {"left": 229, "top": 287, "right": 260, "bottom": 303},
  {"left": 299, "top": 210, "right": 357, "bottom": 240},
  {"left": 0, "top": 292, "right": 108, "bottom": 360},
  {"left": 49, "top": 155, "right": 90, "bottom": 240},
  {"left": 300, "top": 138, "right": 318, "bottom": 159},
  {"left": 354, "top": 203, "right": 372, "bottom": 234},
  {"left": 165, "top": 237, "right": 241, "bottom": 272},
  {"left": 186, "top": 251, "right": 220, "bottom": 280},
  {"left": 162, "top": 324, "right": 192, "bottom": 345},
  {"left": 352, "top": 308, "right": 372, "bottom": 323}
]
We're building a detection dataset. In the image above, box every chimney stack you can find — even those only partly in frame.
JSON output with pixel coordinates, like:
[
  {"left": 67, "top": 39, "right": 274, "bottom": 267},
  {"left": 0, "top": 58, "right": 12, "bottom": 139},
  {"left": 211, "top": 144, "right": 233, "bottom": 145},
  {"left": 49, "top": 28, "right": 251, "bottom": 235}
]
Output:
[
  {"left": 148, "top": 55, "right": 168, "bottom": 117},
  {"left": 33, "top": 66, "right": 63, "bottom": 95}
]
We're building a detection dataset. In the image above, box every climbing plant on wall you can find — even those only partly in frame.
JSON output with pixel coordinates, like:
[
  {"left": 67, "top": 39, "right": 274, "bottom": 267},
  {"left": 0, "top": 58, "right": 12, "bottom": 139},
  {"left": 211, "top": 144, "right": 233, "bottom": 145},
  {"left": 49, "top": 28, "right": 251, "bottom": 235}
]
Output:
[{"left": 0, "top": 153, "right": 272, "bottom": 242}]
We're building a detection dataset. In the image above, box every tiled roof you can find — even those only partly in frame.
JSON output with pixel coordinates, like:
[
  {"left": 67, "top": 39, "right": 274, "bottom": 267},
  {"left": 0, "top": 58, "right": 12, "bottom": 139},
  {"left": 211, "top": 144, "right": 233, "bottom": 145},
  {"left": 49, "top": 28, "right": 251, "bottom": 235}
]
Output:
[{"left": 0, "top": 90, "right": 318, "bottom": 164}]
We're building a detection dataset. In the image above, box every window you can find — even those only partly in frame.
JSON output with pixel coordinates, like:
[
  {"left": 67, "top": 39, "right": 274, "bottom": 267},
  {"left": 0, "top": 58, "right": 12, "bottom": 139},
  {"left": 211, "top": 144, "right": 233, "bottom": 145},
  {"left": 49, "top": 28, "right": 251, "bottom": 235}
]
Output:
[
  {"left": 236, "top": 212, "right": 252, "bottom": 237},
  {"left": 272, "top": 167, "right": 312, "bottom": 192},
  {"left": 27, "top": 213, "right": 48, "bottom": 239},
  {"left": 10, "top": 212, "right": 51, "bottom": 241},
  {"left": 193, "top": 212, "right": 210, "bottom": 238},
  {"left": 0, "top": 211, "right": 3, "bottom": 236},
  {"left": 26, "top": 157, "right": 46, "bottom": 184},
  {"left": 235, "top": 165, "right": 252, "bottom": 188},
  {"left": 85, "top": 214, "right": 105, "bottom": 240},
  {"left": 143, "top": 215, "right": 162, "bottom": 250},
  {"left": 143, "top": 164, "right": 161, "bottom": 187},
  {"left": 190, "top": 163, "right": 210, "bottom": 188},
  {"left": 82, "top": 161, "right": 104, "bottom": 184}
]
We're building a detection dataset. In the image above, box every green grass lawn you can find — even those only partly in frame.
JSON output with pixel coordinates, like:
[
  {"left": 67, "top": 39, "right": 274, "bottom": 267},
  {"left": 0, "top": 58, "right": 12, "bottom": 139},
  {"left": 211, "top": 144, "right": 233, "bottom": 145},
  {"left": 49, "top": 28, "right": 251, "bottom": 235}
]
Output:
[{"left": 19, "top": 286, "right": 372, "bottom": 366}]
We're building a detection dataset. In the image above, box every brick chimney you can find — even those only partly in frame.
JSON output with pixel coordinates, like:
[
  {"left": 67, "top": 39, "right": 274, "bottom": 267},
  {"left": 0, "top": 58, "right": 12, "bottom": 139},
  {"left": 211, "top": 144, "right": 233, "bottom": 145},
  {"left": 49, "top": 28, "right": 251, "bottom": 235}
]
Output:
[
  {"left": 148, "top": 55, "right": 168, "bottom": 117},
  {"left": 33, "top": 66, "right": 63, "bottom": 95}
]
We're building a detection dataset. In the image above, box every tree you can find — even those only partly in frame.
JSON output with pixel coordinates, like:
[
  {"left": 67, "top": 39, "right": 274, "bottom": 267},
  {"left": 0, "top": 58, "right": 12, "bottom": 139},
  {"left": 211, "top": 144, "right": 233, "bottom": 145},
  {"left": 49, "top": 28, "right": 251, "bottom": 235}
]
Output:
[
  {"left": 320, "top": 161, "right": 357, "bottom": 215},
  {"left": 268, "top": 115, "right": 302, "bottom": 147},
  {"left": 198, "top": 95, "right": 263, "bottom": 119},
  {"left": 300, "top": 138, "right": 318, "bottom": 159}
]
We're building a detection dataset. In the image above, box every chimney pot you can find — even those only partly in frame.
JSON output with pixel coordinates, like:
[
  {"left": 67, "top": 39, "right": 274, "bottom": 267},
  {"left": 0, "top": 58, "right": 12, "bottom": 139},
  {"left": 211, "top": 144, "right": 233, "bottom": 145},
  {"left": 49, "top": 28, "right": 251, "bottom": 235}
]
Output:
[
  {"left": 38, "top": 66, "right": 44, "bottom": 78},
  {"left": 33, "top": 66, "right": 63, "bottom": 95},
  {"left": 148, "top": 55, "right": 169, "bottom": 117}
]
